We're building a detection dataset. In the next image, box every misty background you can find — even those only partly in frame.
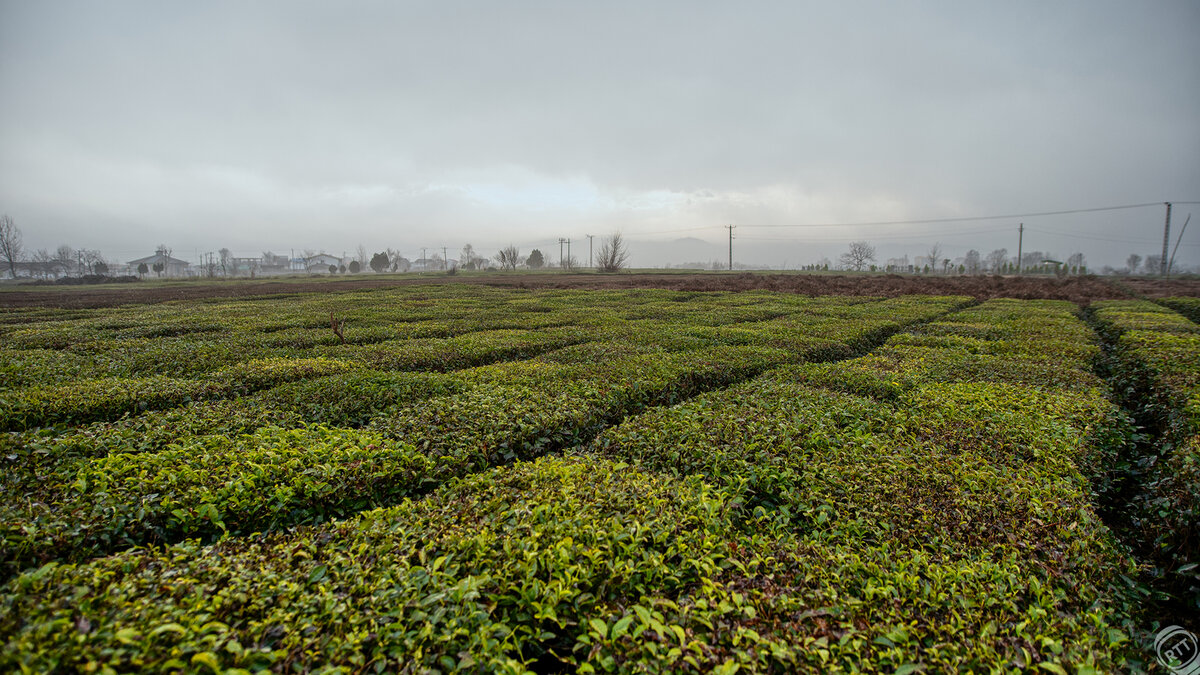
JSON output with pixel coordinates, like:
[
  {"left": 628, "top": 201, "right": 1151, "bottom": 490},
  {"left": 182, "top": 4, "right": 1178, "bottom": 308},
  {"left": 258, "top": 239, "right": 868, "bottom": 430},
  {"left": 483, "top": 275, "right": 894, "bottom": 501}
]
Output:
[{"left": 1, "top": 1, "right": 1198, "bottom": 272}]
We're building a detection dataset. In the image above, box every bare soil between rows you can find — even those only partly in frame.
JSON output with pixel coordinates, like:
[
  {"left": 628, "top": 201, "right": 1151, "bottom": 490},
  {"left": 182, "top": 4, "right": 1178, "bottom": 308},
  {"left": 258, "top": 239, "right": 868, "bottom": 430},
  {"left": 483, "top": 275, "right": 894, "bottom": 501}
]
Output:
[{"left": 1, "top": 273, "right": 1197, "bottom": 309}]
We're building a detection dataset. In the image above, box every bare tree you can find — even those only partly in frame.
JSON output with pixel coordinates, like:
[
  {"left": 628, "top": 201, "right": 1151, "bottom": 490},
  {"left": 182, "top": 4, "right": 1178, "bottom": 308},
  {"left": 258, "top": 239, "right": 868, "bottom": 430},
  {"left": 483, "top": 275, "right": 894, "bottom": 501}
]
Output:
[
  {"left": 460, "top": 243, "right": 487, "bottom": 270},
  {"left": 219, "top": 248, "right": 233, "bottom": 277},
  {"left": 355, "top": 244, "right": 369, "bottom": 268},
  {"left": 1067, "top": 252, "right": 1086, "bottom": 273},
  {"left": 595, "top": 233, "right": 630, "bottom": 272},
  {"left": 926, "top": 242, "right": 943, "bottom": 274},
  {"left": 54, "top": 245, "right": 76, "bottom": 276},
  {"left": 0, "top": 214, "right": 23, "bottom": 278},
  {"left": 80, "top": 249, "right": 106, "bottom": 275},
  {"left": 839, "top": 240, "right": 876, "bottom": 272},
  {"left": 494, "top": 245, "right": 521, "bottom": 271},
  {"left": 964, "top": 249, "right": 981, "bottom": 274},
  {"left": 1126, "top": 253, "right": 1142, "bottom": 275},
  {"left": 1144, "top": 254, "right": 1161, "bottom": 275},
  {"left": 985, "top": 248, "right": 1008, "bottom": 274},
  {"left": 30, "top": 248, "right": 54, "bottom": 278}
]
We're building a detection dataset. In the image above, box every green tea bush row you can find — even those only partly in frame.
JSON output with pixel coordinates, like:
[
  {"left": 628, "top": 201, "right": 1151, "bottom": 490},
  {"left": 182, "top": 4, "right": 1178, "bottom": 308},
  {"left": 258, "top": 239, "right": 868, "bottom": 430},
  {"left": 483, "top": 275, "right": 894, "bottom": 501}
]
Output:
[
  {"left": 0, "top": 426, "right": 435, "bottom": 580},
  {"left": 0, "top": 453, "right": 1137, "bottom": 673},
  {"left": 783, "top": 299, "right": 1110, "bottom": 400},
  {"left": 0, "top": 346, "right": 786, "bottom": 579},
  {"left": 1, "top": 370, "right": 457, "bottom": 493},
  {"left": 1090, "top": 300, "right": 1200, "bottom": 606},
  {"left": 326, "top": 327, "right": 591, "bottom": 372},
  {"left": 1158, "top": 296, "right": 1200, "bottom": 324},
  {"left": 369, "top": 346, "right": 793, "bottom": 472},
  {"left": 585, "top": 298, "right": 1141, "bottom": 670},
  {"left": 0, "top": 377, "right": 229, "bottom": 431},
  {"left": 1, "top": 456, "right": 784, "bottom": 673}
]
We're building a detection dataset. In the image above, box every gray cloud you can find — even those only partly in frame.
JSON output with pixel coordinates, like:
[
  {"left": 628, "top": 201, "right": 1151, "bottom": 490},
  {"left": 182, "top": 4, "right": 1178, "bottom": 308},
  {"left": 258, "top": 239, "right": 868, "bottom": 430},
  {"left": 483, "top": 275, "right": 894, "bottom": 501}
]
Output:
[{"left": 2, "top": 0, "right": 1198, "bottom": 269}]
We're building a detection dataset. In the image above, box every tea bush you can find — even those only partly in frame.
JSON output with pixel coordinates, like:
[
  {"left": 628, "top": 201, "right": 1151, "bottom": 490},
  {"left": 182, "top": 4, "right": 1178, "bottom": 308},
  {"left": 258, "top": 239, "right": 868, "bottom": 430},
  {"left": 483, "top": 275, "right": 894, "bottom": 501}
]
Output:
[
  {"left": 0, "top": 426, "right": 434, "bottom": 579},
  {"left": 1091, "top": 300, "right": 1200, "bottom": 607}
]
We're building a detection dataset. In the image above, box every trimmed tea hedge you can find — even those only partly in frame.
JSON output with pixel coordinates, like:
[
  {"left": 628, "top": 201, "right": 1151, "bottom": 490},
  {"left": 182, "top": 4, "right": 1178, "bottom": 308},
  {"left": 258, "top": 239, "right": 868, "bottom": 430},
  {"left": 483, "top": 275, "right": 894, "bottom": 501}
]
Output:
[
  {"left": 0, "top": 377, "right": 229, "bottom": 431},
  {"left": 587, "top": 298, "right": 1141, "bottom": 670},
  {"left": 1091, "top": 300, "right": 1200, "bottom": 607},
  {"left": 1, "top": 426, "right": 434, "bottom": 579},
  {"left": 0, "top": 457, "right": 779, "bottom": 673}
]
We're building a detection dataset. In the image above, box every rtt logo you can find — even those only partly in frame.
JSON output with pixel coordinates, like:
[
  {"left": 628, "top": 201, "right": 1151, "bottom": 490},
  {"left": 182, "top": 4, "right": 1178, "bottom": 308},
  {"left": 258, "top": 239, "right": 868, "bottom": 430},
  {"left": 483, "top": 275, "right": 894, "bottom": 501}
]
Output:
[{"left": 1157, "top": 625, "right": 1199, "bottom": 675}]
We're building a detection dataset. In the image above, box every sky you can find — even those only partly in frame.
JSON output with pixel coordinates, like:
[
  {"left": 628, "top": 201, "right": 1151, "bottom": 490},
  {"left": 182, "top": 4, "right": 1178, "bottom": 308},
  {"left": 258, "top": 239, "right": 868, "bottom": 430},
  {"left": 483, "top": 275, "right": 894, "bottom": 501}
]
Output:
[{"left": 1, "top": 1, "right": 1198, "bottom": 271}]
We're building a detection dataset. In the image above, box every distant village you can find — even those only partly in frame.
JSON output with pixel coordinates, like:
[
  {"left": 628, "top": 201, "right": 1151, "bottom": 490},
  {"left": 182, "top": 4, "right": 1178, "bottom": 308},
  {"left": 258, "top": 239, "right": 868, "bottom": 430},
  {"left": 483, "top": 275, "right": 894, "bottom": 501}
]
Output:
[{"left": 8, "top": 244, "right": 512, "bottom": 280}]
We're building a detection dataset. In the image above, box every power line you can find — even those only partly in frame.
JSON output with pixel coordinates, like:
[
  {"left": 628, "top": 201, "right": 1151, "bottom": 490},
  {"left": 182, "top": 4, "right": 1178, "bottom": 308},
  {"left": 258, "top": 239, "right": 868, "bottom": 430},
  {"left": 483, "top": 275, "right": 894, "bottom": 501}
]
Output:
[
  {"left": 1029, "top": 225, "right": 1199, "bottom": 247},
  {"left": 739, "top": 225, "right": 1000, "bottom": 242},
  {"left": 735, "top": 201, "right": 1179, "bottom": 229},
  {"left": 623, "top": 201, "right": 1200, "bottom": 239}
]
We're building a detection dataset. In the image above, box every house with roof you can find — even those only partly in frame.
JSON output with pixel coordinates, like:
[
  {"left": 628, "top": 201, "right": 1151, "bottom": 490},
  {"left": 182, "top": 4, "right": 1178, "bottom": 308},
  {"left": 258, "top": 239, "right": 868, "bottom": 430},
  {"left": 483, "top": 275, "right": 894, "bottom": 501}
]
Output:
[
  {"left": 304, "top": 253, "right": 344, "bottom": 272},
  {"left": 127, "top": 249, "right": 191, "bottom": 277}
]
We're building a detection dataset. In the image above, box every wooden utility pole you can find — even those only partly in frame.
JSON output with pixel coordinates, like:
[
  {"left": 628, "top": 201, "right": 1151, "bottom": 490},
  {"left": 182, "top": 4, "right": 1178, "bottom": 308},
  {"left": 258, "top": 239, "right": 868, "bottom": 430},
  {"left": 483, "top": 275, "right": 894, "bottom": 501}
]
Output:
[
  {"left": 558, "top": 238, "right": 567, "bottom": 268},
  {"left": 1161, "top": 202, "right": 1172, "bottom": 276},
  {"left": 1016, "top": 223, "right": 1024, "bottom": 275},
  {"left": 586, "top": 234, "right": 594, "bottom": 268},
  {"left": 726, "top": 225, "right": 735, "bottom": 271}
]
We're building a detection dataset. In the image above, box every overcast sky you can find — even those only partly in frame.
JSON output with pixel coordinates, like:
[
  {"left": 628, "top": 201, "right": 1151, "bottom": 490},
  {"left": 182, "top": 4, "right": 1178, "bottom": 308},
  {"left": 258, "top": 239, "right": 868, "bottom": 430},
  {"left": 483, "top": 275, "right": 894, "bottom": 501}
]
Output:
[{"left": 2, "top": 1, "right": 1198, "bottom": 270}]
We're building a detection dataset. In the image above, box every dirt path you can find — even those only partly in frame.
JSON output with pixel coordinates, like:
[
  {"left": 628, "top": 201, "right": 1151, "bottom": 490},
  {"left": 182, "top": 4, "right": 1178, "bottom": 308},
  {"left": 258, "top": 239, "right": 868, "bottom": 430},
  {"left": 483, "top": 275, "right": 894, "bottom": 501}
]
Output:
[{"left": 2, "top": 272, "right": 1197, "bottom": 309}]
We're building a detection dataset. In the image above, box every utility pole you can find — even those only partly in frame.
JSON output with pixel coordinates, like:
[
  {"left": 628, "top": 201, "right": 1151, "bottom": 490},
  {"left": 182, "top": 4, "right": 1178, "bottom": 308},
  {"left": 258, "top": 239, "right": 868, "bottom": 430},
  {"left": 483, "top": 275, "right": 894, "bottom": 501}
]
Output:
[
  {"left": 586, "top": 234, "right": 594, "bottom": 268},
  {"left": 1016, "top": 223, "right": 1024, "bottom": 275},
  {"left": 421, "top": 247, "right": 426, "bottom": 270},
  {"left": 725, "top": 225, "right": 735, "bottom": 271},
  {"left": 1161, "top": 202, "right": 1172, "bottom": 277},
  {"left": 558, "top": 238, "right": 567, "bottom": 269},
  {"left": 566, "top": 239, "right": 571, "bottom": 269},
  {"left": 443, "top": 246, "right": 448, "bottom": 270}
]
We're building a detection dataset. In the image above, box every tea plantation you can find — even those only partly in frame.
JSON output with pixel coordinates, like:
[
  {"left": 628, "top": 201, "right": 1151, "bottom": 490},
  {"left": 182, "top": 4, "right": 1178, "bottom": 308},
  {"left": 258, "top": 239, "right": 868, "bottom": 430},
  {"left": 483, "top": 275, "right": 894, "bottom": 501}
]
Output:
[{"left": 1, "top": 286, "right": 1196, "bottom": 673}]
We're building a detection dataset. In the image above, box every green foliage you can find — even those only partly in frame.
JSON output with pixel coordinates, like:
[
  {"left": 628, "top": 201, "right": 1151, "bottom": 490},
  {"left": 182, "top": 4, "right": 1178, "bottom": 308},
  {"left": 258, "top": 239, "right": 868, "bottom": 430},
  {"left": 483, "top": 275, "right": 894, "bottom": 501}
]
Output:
[
  {"left": 0, "top": 377, "right": 228, "bottom": 431},
  {"left": 1, "top": 426, "right": 433, "bottom": 579},
  {"left": 0, "top": 457, "right": 767, "bottom": 672},
  {"left": 0, "top": 287, "right": 1180, "bottom": 671},
  {"left": 1158, "top": 296, "right": 1200, "bottom": 324},
  {"left": 1091, "top": 300, "right": 1200, "bottom": 607}
]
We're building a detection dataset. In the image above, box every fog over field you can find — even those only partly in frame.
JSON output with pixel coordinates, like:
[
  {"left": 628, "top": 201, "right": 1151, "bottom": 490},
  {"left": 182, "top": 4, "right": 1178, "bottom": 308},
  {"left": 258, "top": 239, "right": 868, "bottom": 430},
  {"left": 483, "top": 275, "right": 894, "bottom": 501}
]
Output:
[{"left": 1, "top": 1, "right": 1198, "bottom": 269}]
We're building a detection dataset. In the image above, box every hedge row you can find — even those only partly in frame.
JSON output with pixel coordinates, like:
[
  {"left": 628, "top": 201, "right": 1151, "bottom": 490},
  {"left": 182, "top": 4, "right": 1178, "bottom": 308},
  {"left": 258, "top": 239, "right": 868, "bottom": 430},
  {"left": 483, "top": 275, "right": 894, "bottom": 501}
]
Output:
[
  {"left": 0, "top": 358, "right": 364, "bottom": 431},
  {"left": 1090, "top": 299, "right": 1200, "bottom": 608},
  {"left": 1157, "top": 296, "right": 1200, "bottom": 324},
  {"left": 0, "top": 346, "right": 789, "bottom": 581},
  {"left": 1, "top": 426, "right": 436, "bottom": 579},
  {"left": 0, "top": 422, "right": 1137, "bottom": 672},
  {"left": 0, "top": 290, "right": 968, "bottom": 581},
  {"left": 584, "top": 298, "right": 1141, "bottom": 671},
  {"left": 1, "top": 456, "right": 803, "bottom": 673}
]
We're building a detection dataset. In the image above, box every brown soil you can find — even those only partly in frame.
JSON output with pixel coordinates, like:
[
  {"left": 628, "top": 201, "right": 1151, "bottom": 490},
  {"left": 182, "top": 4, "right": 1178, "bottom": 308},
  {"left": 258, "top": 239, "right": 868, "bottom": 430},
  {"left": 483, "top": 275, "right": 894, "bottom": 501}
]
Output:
[{"left": 2, "top": 273, "right": 1197, "bottom": 309}]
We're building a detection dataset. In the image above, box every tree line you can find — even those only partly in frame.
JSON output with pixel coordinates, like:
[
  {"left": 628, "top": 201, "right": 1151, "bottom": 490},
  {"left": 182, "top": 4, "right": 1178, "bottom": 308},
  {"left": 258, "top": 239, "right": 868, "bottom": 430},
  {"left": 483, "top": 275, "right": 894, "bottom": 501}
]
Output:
[{"left": 837, "top": 240, "right": 1093, "bottom": 276}]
